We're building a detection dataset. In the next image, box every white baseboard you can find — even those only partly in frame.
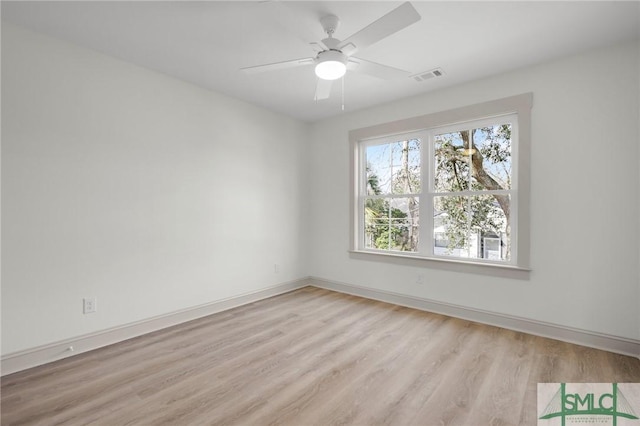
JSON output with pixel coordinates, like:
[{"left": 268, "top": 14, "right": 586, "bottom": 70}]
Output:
[
  {"left": 1, "top": 278, "right": 310, "bottom": 376},
  {"left": 309, "top": 276, "right": 640, "bottom": 359},
  {"left": 4, "top": 276, "right": 637, "bottom": 376}
]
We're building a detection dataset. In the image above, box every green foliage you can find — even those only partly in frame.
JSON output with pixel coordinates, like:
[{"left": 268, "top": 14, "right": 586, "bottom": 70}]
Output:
[
  {"left": 436, "top": 196, "right": 506, "bottom": 253},
  {"left": 375, "top": 226, "right": 404, "bottom": 251},
  {"left": 433, "top": 125, "right": 511, "bottom": 258},
  {"left": 365, "top": 162, "right": 412, "bottom": 251},
  {"left": 364, "top": 125, "right": 511, "bottom": 259},
  {"left": 367, "top": 168, "right": 381, "bottom": 196},
  {"left": 479, "top": 124, "right": 511, "bottom": 165},
  {"left": 365, "top": 197, "right": 411, "bottom": 251}
]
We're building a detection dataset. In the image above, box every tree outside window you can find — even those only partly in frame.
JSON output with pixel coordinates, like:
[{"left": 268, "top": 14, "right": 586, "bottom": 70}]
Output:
[{"left": 359, "top": 115, "right": 516, "bottom": 263}]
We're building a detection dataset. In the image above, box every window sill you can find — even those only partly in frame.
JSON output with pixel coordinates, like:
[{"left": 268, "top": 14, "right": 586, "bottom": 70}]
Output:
[{"left": 349, "top": 249, "right": 531, "bottom": 280}]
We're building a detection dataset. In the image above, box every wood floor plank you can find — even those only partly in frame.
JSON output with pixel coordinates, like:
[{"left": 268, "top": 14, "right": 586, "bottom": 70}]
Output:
[
  {"left": 466, "top": 330, "right": 536, "bottom": 426},
  {"left": 2, "top": 287, "right": 639, "bottom": 426}
]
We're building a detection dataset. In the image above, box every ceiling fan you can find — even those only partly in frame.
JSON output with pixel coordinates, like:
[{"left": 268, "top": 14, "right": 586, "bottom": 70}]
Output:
[{"left": 240, "top": 2, "right": 421, "bottom": 101}]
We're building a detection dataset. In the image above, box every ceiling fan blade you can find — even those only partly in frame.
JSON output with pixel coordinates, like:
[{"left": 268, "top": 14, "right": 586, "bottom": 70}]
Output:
[
  {"left": 348, "top": 58, "right": 410, "bottom": 80},
  {"left": 240, "top": 58, "right": 315, "bottom": 75},
  {"left": 338, "top": 2, "right": 420, "bottom": 56},
  {"left": 314, "top": 78, "right": 333, "bottom": 100},
  {"left": 310, "top": 41, "right": 329, "bottom": 53}
]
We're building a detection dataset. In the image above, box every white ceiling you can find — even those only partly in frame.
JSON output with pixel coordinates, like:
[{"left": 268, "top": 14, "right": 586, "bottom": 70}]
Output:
[{"left": 2, "top": 1, "right": 639, "bottom": 122}]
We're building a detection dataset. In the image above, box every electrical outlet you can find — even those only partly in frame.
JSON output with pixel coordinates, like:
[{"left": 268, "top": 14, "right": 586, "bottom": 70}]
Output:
[
  {"left": 83, "top": 297, "right": 97, "bottom": 314},
  {"left": 274, "top": 264, "right": 280, "bottom": 273},
  {"left": 416, "top": 274, "right": 424, "bottom": 285}
]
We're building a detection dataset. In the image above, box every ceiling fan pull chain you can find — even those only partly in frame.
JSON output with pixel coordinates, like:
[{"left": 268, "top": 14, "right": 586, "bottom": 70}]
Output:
[{"left": 341, "top": 75, "right": 345, "bottom": 111}]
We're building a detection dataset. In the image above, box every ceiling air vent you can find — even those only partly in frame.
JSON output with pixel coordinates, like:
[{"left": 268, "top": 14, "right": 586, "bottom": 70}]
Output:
[{"left": 411, "top": 68, "right": 444, "bottom": 82}]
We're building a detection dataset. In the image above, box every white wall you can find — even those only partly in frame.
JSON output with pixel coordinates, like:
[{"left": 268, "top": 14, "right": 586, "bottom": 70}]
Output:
[
  {"left": 2, "top": 21, "right": 638, "bottom": 360},
  {"left": 308, "top": 40, "right": 640, "bottom": 341},
  {"left": 637, "top": 40, "right": 640, "bottom": 345},
  {"left": 1, "top": 23, "right": 309, "bottom": 355}
]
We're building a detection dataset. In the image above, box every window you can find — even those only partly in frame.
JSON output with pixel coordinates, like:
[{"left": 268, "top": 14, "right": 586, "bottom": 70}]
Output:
[
  {"left": 363, "top": 138, "right": 421, "bottom": 252},
  {"left": 350, "top": 94, "right": 531, "bottom": 270}
]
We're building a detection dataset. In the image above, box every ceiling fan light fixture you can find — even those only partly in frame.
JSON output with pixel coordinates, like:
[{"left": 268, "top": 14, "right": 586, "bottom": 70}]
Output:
[{"left": 315, "top": 50, "right": 347, "bottom": 80}]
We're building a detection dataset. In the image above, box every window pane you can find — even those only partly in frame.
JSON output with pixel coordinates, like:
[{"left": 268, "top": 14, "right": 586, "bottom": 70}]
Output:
[
  {"left": 433, "top": 195, "right": 472, "bottom": 257},
  {"left": 365, "top": 144, "right": 391, "bottom": 195},
  {"left": 434, "top": 131, "right": 470, "bottom": 192},
  {"left": 364, "top": 197, "right": 419, "bottom": 252},
  {"left": 471, "top": 124, "right": 512, "bottom": 190},
  {"left": 471, "top": 194, "right": 510, "bottom": 261},
  {"left": 365, "top": 139, "right": 420, "bottom": 195},
  {"left": 394, "top": 139, "right": 421, "bottom": 194},
  {"left": 364, "top": 198, "right": 387, "bottom": 249},
  {"left": 433, "top": 195, "right": 510, "bottom": 261}
]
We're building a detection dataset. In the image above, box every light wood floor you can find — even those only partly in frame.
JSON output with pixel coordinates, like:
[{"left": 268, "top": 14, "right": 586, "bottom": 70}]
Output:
[{"left": 2, "top": 287, "right": 639, "bottom": 425}]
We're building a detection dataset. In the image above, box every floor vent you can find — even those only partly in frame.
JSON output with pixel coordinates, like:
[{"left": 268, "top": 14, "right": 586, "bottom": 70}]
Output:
[{"left": 411, "top": 68, "right": 444, "bottom": 82}]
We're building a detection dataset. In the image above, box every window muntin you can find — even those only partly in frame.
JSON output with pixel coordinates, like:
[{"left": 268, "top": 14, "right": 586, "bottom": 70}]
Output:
[{"left": 357, "top": 114, "right": 518, "bottom": 265}]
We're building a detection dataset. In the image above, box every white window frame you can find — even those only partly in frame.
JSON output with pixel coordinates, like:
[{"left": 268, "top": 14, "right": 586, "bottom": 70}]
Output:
[
  {"left": 349, "top": 94, "right": 532, "bottom": 273},
  {"left": 358, "top": 131, "right": 424, "bottom": 255}
]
